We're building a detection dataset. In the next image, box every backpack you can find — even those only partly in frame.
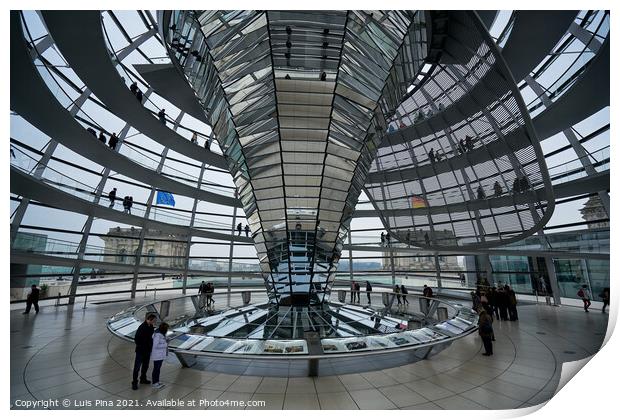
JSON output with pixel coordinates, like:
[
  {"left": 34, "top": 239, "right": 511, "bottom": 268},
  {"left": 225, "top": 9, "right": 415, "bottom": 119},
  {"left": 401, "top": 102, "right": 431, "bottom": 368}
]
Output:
[{"left": 577, "top": 289, "right": 584, "bottom": 298}]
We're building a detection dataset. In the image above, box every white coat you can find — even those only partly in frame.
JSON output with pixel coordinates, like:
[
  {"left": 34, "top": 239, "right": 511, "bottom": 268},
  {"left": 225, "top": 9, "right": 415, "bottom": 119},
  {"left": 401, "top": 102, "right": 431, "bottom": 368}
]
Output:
[{"left": 150, "top": 332, "right": 168, "bottom": 361}]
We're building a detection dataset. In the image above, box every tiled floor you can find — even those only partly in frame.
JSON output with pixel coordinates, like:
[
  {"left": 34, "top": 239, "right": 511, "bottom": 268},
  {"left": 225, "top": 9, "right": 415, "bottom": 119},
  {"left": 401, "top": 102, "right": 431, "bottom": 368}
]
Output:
[{"left": 10, "top": 295, "right": 608, "bottom": 410}]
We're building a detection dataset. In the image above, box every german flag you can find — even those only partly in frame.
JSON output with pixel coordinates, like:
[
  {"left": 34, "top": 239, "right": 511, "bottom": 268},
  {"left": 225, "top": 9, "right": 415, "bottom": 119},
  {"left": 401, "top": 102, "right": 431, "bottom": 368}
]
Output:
[{"left": 411, "top": 195, "right": 428, "bottom": 208}]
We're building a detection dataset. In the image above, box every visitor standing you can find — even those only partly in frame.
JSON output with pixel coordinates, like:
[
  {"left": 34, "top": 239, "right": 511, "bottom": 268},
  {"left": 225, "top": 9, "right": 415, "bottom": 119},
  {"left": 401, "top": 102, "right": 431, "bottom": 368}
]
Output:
[
  {"left": 108, "top": 188, "right": 117, "bottom": 208},
  {"left": 150, "top": 322, "right": 169, "bottom": 389},
  {"left": 354, "top": 281, "right": 361, "bottom": 303},
  {"left": 237, "top": 222, "right": 242, "bottom": 235},
  {"left": 123, "top": 196, "right": 130, "bottom": 213},
  {"left": 496, "top": 287, "right": 509, "bottom": 321},
  {"left": 132, "top": 313, "right": 156, "bottom": 390},
  {"left": 191, "top": 132, "right": 198, "bottom": 144},
  {"left": 128, "top": 196, "right": 134, "bottom": 215},
  {"left": 158, "top": 109, "right": 167, "bottom": 125},
  {"left": 108, "top": 132, "right": 119, "bottom": 150},
  {"left": 488, "top": 287, "right": 499, "bottom": 320},
  {"left": 366, "top": 281, "right": 372, "bottom": 305},
  {"left": 506, "top": 285, "right": 518, "bottom": 321},
  {"left": 380, "top": 232, "right": 385, "bottom": 246},
  {"left": 98, "top": 131, "right": 107, "bottom": 144},
  {"left": 478, "top": 308, "right": 494, "bottom": 356},
  {"left": 244, "top": 225, "right": 250, "bottom": 237},
  {"left": 350, "top": 281, "right": 356, "bottom": 303},
  {"left": 471, "top": 291, "right": 481, "bottom": 312}
]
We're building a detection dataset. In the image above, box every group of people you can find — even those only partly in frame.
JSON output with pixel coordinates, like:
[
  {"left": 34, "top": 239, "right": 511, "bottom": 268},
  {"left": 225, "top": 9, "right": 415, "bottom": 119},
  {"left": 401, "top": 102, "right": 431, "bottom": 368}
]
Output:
[
  {"left": 457, "top": 135, "right": 476, "bottom": 154},
  {"left": 132, "top": 313, "right": 169, "bottom": 390},
  {"left": 198, "top": 281, "right": 215, "bottom": 309},
  {"left": 393, "top": 284, "right": 410, "bottom": 305},
  {"left": 380, "top": 232, "right": 391, "bottom": 246},
  {"left": 86, "top": 127, "right": 120, "bottom": 150},
  {"left": 236, "top": 223, "right": 251, "bottom": 237},
  {"left": 578, "top": 284, "right": 610, "bottom": 313},
  {"left": 107, "top": 188, "right": 134, "bottom": 213},
  {"left": 472, "top": 284, "right": 519, "bottom": 322},
  {"left": 512, "top": 176, "right": 530, "bottom": 194},
  {"left": 428, "top": 135, "right": 478, "bottom": 164}
]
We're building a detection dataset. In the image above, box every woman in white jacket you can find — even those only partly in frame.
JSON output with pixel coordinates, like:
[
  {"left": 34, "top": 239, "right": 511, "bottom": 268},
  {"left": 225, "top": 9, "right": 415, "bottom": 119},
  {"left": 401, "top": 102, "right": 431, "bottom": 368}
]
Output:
[{"left": 150, "top": 322, "right": 169, "bottom": 389}]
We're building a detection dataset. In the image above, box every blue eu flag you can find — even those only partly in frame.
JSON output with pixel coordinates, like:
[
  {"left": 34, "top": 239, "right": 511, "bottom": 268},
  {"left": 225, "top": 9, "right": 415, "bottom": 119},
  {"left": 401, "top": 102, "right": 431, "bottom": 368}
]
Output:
[{"left": 156, "top": 191, "right": 175, "bottom": 206}]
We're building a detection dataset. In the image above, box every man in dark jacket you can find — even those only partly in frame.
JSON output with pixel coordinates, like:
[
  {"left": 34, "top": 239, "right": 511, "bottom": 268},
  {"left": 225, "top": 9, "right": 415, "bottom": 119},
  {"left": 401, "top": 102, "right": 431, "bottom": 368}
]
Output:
[
  {"left": 132, "top": 313, "right": 157, "bottom": 390},
  {"left": 478, "top": 308, "right": 494, "bottom": 356},
  {"left": 23, "top": 284, "right": 40, "bottom": 314}
]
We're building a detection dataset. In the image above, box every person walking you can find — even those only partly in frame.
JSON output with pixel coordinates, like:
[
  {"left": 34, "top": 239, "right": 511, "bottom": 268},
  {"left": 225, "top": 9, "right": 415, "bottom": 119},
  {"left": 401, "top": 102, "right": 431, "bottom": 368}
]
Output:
[
  {"left": 365, "top": 281, "right": 372, "bottom": 305},
  {"left": 400, "top": 284, "right": 409, "bottom": 305},
  {"left": 394, "top": 284, "right": 402, "bottom": 305},
  {"left": 244, "top": 224, "right": 250, "bottom": 237},
  {"left": 350, "top": 281, "right": 356, "bottom": 303},
  {"left": 22, "top": 284, "right": 40, "bottom": 314},
  {"left": 506, "top": 285, "right": 518, "bottom": 321},
  {"left": 132, "top": 313, "right": 156, "bottom": 390},
  {"left": 150, "top": 322, "right": 169, "bottom": 389},
  {"left": 577, "top": 284, "right": 591, "bottom": 312},
  {"left": 236, "top": 222, "right": 242, "bottom": 235},
  {"left": 108, "top": 188, "right": 117, "bottom": 208},
  {"left": 198, "top": 281, "right": 208, "bottom": 309},
  {"left": 206, "top": 282, "right": 215, "bottom": 306},
  {"left": 158, "top": 109, "right": 167, "bottom": 125},
  {"left": 478, "top": 308, "right": 494, "bottom": 356},
  {"left": 600, "top": 288, "right": 610, "bottom": 314},
  {"left": 108, "top": 132, "right": 119, "bottom": 150}
]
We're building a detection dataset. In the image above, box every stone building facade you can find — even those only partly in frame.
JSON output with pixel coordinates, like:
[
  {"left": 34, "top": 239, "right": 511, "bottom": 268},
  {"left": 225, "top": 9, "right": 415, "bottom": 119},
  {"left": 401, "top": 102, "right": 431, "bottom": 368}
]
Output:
[{"left": 100, "top": 227, "right": 188, "bottom": 269}]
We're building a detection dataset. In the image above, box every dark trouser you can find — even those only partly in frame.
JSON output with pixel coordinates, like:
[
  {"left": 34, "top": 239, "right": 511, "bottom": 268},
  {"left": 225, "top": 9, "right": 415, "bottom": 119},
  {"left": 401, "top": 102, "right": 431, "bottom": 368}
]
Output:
[
  {"left": 602, "top": 301, "right": 609, "bottom": 313},
  {"left": 583, "top": 299, "right": 591, "bottom": 311},
  {"left": 499, "top": 306, "right": 508, "bottom": 321},
  {"left": 491, "top": 305, "right": 499, "bottom": 320},
  {"left": 356, "top": 292, "right": 360, "bottom": 303},
  {"left": 402, "top": 296, "right": 409, "bottom": 304},
  {"left": 132, "top": 351, "right": 151, "bottom": 384},
  {"left": 25, "top": 299, "right": 39, "bottom": 313},
  {"left": 481, "top": 336, "right": 493, "bottom": 355},
  {"left": 367, "top": 293, "right": 371, "bottom": 304},
  {"left": 396, "top": 296, "right": 401, "bottom": 304},
  {"left": 350, "top": 292, "right": 354, "bottom": 303},
  {"left": 508, "top": 305, "right": 518, "bottom": 321},
  {"left": 152, "top": 360, "right": 163, "bottom": 384}
]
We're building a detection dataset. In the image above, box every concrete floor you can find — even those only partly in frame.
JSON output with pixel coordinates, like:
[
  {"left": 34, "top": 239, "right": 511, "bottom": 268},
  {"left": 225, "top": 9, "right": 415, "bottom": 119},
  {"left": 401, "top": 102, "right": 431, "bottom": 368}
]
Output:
[{"left": 10, "top": 294, "right": 608, "bottom": 410}]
